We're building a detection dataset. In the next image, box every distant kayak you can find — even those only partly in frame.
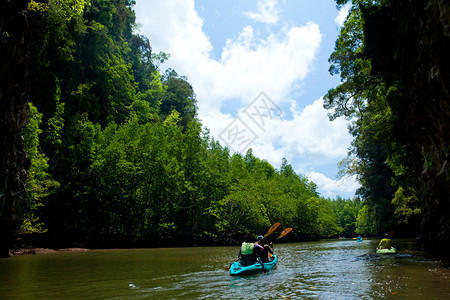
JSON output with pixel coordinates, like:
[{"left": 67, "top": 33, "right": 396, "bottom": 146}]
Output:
[
  {"left": 230, "top": 255, "right": 278, "bottom": 276},
  {"left": 376, "top": 247, "right": 397, "bottom": 254}
]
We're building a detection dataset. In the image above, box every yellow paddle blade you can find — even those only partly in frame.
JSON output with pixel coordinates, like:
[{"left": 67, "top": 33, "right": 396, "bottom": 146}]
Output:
[
  {"left": 278, "top": 228, "right": 293, "bottom": 239},
  {"left": 264, "top": 223, "right": 281, "bottom": 237}
]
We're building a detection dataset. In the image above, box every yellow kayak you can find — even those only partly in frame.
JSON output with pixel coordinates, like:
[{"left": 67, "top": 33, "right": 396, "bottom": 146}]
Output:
[{"left": 376, "top": 247, "right": 397, "bottom": 254}]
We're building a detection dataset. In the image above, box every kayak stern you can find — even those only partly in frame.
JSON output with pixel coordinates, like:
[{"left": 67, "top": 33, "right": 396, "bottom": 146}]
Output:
[
  {"left": 376, "top": 247, "right": 397, "bottom": 254},
  {"left": 230, "top": 255, "right": 278, "bottom": 276}
]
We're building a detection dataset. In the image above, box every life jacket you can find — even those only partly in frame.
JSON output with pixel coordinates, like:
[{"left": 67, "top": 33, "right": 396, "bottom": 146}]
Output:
[
  {"left": 240, "top": 242, "right": 254, "bottom": 255},
  {"left": 378, "top": 238, "right": 392, "bottom": 249},
  {"left": 240, "top": 242, "right": 255, "bottom": 266}
]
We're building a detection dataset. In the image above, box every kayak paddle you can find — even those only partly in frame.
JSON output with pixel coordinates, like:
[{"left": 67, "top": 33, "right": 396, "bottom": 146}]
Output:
[
  {"left": 276, "top": 228, "right": 292, "bottom": 239},
  {"left": 264, "top": 223, "right": 281, "bottom": 237}
]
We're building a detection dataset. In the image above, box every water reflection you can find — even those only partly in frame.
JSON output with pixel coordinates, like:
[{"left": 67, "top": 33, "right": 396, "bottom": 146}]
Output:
[{"left": 0, "top": 240, "right": 449, "bottom": 299}]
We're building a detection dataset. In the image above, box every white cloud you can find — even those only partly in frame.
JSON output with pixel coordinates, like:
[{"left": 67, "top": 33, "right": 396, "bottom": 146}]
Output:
[
  {"left": 135, "top": 0, "right": 322, "bottom": 115},
  {"left": 335, "top": 3, "right": 351, "bottom": 27},
  {"left": 278, "top": 98, "right": 351, "bottom": 158},
  {"left": 213, "top": 23, "right": 321, "bottom": 106},
  {"left": 243, "top": 98, "right": 351, "bottom": 159},
  {"left": 306, "top": 172, "right": 360, "bottom": 198},
  {"left": 206, "top": 97, "right": 351, "bottom": 167},
  {"left": 244, "top": 0, "right": 280, "bottom": 24}
]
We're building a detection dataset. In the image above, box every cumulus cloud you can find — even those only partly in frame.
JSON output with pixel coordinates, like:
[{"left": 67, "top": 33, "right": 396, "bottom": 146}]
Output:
[
  {"left": 306, "top": 172, "right": 359, "bottom": 198},
  {"left": 240, "top": 98, "right": 350, "bottom": 159},
  {"left": 134, "top": 0, "right": 321, "bottom": 114},
  {"left": 214, "top": 23, "right": 321, "bottom": 106},
  {"left": 335, "top": 3, "right": 351, "bottom": 27},
  {"left": 279, "top": 98, "right": 350, "bottom": 158},
  {"left": 203, "top": 97, "right": 352, "bottom": 168},
  {"left": 244, "top": 0, "right": 280, "bottom": 24}
]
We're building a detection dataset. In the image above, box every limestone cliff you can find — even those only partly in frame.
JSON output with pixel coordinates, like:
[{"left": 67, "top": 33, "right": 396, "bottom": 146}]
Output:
[
  {"left": 364, "top": 0, "right": 449, "bottom": 254},
  {"left": 0, "top": 0, "right": 32, "bottom": 257}
]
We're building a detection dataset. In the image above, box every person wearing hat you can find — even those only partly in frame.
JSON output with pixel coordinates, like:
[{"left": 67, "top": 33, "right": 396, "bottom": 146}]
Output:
[
  {"left": 255, "top": 235, "right": 273, "bottom": 263},
  {"left": 377, "top": 231, "right": 394, "bottom": 250}
]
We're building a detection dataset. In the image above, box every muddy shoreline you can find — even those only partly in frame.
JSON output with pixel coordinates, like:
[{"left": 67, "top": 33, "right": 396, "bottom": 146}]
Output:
[{"left": 9, "top": 248, "right": 90, "bottom": 256}]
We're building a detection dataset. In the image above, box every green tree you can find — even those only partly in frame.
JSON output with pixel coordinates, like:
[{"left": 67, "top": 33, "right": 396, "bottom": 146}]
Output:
[
  {"left": 316, "top": 198, "right": 341, "bottom": 237},
  {"left": 21, "top": 103, "right": 60, "bottom": 234},
  {"left": 160, "top": 69, "right": 197, "bottom": 128},
  {"left": 355, "top": 205, "right": 376, "bottom": 235},
  {"left": 391, "top": 187, "right": 421, "bottom": 225}
]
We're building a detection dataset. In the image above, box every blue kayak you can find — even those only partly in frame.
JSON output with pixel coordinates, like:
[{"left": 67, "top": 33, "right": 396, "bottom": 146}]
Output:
[{"left": 229, "top": 255, "right": 278, "bottom": 276}]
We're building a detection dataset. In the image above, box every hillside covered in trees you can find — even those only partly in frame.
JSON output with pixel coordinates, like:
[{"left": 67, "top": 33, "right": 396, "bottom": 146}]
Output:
[{"left": 1, "top": 0, "right": 448, "bottom": 257}]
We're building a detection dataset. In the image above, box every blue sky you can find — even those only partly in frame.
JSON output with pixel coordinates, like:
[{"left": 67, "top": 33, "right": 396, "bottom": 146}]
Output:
[{"left": 133, "top": 0, "right": 358, "bottom": 198}]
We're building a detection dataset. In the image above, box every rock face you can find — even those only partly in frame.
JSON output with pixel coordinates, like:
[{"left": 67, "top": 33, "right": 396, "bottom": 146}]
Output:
[
  {"left": 365, "top": 0, "right": 450, "bottom": 254},
  {"left": 1, "top": 0, "right": 32, "bottom": 257}
]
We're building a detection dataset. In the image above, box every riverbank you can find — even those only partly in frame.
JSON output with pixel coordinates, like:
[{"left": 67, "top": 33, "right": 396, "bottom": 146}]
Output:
[{"left": 9, "top": 247, "right": 90, "bottom": 256}]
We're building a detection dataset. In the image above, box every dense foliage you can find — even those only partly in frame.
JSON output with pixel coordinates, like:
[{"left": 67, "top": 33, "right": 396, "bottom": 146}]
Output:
[
  {"left": 6, "top": 0, "right": 372, "bottom": 249},
  {"left": 7, "top": 0, "right": 446, "bottom": 253},
  {"left": 325, "top": 0, "right": 449, "bottom": 253}
]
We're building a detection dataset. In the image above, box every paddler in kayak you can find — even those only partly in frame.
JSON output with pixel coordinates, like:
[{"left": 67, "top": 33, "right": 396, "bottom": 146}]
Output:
[
  {"left": 377, "top": 232, "right": 394, "bottom": 250},
  {"left": 238, "top": 233, "right": 263, "bottom": 266},
  {"left": 255, "top": 235, "right": 274, "bottom": 263}
]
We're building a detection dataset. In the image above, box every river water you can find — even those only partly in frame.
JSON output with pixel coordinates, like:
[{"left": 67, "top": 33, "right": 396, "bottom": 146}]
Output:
[{"left": 1, "top": 239, "right": 449, "bottom": 299}]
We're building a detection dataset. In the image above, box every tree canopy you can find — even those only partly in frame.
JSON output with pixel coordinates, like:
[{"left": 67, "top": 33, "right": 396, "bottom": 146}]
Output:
[{"left": 2, "top": 0, "right": 370, "bottom": 249}]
